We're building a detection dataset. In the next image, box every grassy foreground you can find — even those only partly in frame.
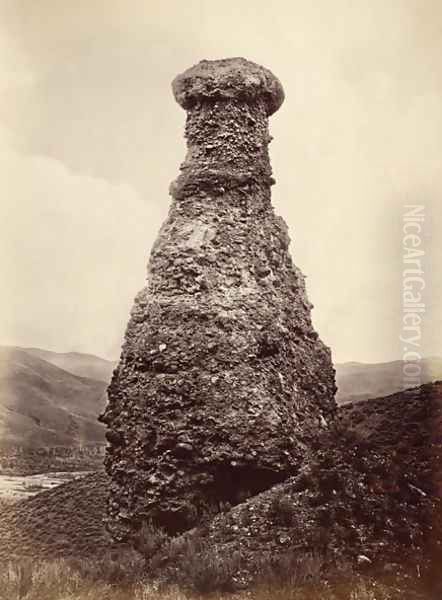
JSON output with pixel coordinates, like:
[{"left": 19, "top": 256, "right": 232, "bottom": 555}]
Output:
[{"left": 0, "top": 553, "right": 434, "bottom": 600}]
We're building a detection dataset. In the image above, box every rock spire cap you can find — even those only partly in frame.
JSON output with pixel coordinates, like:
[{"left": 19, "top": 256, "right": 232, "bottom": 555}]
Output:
[{"left": 172, "top": 57, "right": 285, "bottom": 116}]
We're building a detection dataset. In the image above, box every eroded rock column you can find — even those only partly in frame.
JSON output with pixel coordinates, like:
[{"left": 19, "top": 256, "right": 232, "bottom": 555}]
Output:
[{"left": 100, "top": 58, "right": 336, "bottom": 542}]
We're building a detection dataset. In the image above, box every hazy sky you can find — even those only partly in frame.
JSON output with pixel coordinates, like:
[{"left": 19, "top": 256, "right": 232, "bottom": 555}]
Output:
[{"left": 0, "top": 0, "right": 441, "bottom": 363}]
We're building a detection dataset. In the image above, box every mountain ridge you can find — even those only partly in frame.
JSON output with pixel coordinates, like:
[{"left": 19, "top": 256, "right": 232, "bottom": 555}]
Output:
[
  {"left": 6, "top": 345, "right": 441, "bottom": 404},
  {"left": 336, "top": 356, "right": 442, "bottom": 403},
  {"left": 0, "top": 347, "right": 106, "bottom": 448},
  {"left": 1, "top": 345, "right": 441, "bottom": 451},
  {"left": 15, "top": 347, "right": 116, "bottom": 383}
]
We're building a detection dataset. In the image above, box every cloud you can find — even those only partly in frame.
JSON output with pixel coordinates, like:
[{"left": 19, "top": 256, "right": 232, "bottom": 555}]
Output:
[
  {"left": 0, "top": 128, "right": 162, "bottom": 359},
  {"left": 0, "top": 0, "right": 441, "bottom": 362}
]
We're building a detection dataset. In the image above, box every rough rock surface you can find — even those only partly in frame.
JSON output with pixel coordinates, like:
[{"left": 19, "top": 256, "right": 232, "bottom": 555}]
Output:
[{"left": 99, "top": 57, "right": 336, "bottom": 541}]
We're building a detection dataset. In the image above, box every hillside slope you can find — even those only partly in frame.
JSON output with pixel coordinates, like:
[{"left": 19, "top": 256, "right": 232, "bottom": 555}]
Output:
[
  {"left": 0, "top": 472, "right": 113, "bottom": 560},
  {"left": 150, "top": 381, "right": 442, "bottom": 589},
  {"left": 0, "top": 347, "right": 106, "bottom": 447}
]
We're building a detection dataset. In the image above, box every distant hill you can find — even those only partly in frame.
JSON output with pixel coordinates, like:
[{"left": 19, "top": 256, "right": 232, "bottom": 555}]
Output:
[
  {"left": 20, "top": 347, "right": 116, "bottom": 383},
  {"left": 335, "top": 356, "right": 442, "bottom": 404},
  {"left": 19, "top": 349, "right": 442, "bottom": 406},
  {"left": 0, "top": 347, "right": 107, "bottom": 448},
  {"left": 2, "top": 346, "right": 441, "bottom": 448}
]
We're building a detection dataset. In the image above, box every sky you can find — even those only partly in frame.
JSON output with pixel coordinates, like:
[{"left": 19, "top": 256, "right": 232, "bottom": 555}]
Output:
[{"left": 0, "top": 0, "right": 441, "bottom": 363}]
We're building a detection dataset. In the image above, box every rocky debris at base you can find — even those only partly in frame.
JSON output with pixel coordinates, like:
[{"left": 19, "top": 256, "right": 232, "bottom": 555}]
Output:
[
  {"left": 145, "top": 382, "right": 442, "bottom": 590},
  {"left": 0, "top": 383, "right": 441, "bottom": 595}
]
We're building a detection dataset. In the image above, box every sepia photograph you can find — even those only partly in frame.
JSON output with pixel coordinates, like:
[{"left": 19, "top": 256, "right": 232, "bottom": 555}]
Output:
[{"left": 0, "top": 2, "right": 441, "bottom": 598}]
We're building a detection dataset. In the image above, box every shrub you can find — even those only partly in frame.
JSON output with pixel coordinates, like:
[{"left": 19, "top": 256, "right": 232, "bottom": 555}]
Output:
[
  {"left": 180, "top": 543, "right": 244, "bottom": 594},
  {"left": 67, "top": 548, "right": 145, "bottom": 585},
  {"left": 149, "top": 532, "right": 249, "bottom": 593},
  {"left": 134, "top": 520, "right": 170, "bottom": 559},
  {"left": 0, "top": 559, "right": 34, "bottom": 600},
  {"left": 268, "top": 491, "right": 297, "bottom": 526}
]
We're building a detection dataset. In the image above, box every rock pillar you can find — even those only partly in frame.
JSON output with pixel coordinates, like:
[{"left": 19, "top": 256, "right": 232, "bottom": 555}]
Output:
[{"left": 100, "top": 58, "right": 336, "bottom": 542}]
